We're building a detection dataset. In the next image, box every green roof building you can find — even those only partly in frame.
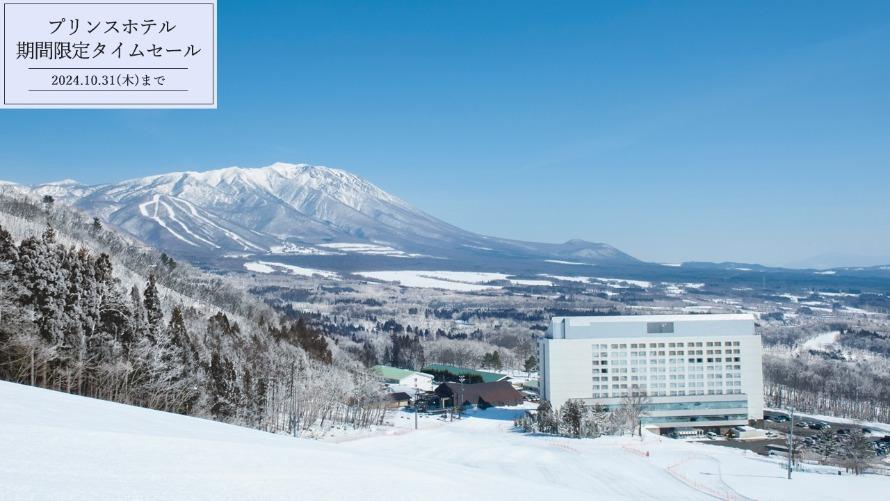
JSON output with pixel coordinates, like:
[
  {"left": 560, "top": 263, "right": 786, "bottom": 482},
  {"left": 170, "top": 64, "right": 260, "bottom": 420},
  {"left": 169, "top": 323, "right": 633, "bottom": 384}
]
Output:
[
  {"left": 371, "top": 365, "right": 435, "bottom": 391},
  {"left": 422, "top": 364, "right": 509, "bottom": 384}
]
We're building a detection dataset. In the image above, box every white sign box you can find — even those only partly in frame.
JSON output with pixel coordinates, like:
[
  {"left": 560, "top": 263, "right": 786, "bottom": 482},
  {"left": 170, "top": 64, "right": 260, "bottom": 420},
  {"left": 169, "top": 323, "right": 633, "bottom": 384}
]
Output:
[{"left": 2, "top": 0, "right": 216, "bottom": 108}]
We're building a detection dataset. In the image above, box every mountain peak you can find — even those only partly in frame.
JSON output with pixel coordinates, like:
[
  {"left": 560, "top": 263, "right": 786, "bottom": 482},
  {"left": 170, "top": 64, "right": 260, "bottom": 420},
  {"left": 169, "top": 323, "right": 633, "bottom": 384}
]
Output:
[
  {"left": 9, "top": 162, "right": 637, "bottom": 266},
  {"left": 45, "top": 179, "right": 82, "bottom": 186}
]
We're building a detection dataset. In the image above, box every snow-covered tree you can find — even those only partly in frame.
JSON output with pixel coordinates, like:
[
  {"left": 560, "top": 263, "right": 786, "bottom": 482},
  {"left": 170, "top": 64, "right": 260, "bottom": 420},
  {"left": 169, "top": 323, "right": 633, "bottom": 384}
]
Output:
[{"left": 560, "top": 399, "right": 585, "bottom": 438}]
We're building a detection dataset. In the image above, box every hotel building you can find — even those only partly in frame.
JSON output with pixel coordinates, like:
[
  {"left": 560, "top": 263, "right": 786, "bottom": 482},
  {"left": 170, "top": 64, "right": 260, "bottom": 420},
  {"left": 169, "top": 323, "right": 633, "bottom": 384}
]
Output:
[{"left": 539, "top": 314, "right": 763, "bottom": 431}]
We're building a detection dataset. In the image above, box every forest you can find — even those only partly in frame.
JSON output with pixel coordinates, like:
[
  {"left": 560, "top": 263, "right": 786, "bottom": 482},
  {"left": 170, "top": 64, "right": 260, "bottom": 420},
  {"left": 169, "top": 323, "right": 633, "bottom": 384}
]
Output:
[{"left": 0, "top": 192, "right": 389, "bottom": 435}]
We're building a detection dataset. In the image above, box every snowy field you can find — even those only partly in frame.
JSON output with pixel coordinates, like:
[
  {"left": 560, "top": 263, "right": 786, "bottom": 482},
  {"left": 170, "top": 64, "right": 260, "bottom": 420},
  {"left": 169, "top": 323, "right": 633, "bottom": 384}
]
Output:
[
  {"left": 2, "top": 382, "right": 889, "bottom": 501},
  {"left": 800, "top": 331, "right": 840, "bottom": 352},
  {"left": 354, "top": 270, "right": 517, "bottom": 291},
  {"left": 244, "top": 261, "right": 340, "bottom": 279},
  {"left": 318, "top": 243, "right": 425, "bottom": 258}
]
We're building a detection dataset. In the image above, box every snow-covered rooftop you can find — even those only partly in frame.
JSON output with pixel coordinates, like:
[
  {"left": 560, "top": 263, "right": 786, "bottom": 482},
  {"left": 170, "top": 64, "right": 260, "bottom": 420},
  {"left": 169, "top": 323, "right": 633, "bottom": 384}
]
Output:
[{"left": 557, "top": 313, "right": 755, "bottom": 326}]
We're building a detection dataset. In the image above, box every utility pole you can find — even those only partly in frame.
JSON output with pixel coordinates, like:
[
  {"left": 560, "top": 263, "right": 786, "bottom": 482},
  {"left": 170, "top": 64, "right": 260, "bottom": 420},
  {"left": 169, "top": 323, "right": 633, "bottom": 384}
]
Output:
[
  {"left": 787, "top": 407, "right": 794, "bottom": 479},
  {"left": 458, "top": 375, "right": 465, "bottom": 419},
  {"left": 414, "top": 377, "right": 419, "bottom": 430}
]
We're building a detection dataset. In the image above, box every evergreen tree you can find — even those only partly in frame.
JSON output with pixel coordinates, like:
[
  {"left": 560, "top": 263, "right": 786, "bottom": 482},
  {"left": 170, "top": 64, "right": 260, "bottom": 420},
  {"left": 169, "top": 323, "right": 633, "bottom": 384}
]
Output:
[
  {"left": 143, "top": 274, "right": 163, "bottom": 341},
  {"left": 560, "top": 399, "right": 584, "bottom": 438},
  {"left": 150, "top": 306, "right": 199, "bottom": 413},
  {"left": 813, "top": 428, "right": 838, "bottom": 462},
  {"left": 208, "top": 350, "right": 239, "bottom": 420},
  {"left": 582, "top": 404, "right": 611, "bottom": 438},
  {"left": 491, "top": 350, "right": 502, "bottom": 371},
  {"left": 15, "top": 231, "right": 69, "bottom": 346},
  {"left": 129, "top": 284, "right": 148, "bottom": 344},
  {"left": 524, "top": 355, "right": 537, "bottom": 374},
  {"left": 536, "top": 400, "right": 559, "bottom": 434}
]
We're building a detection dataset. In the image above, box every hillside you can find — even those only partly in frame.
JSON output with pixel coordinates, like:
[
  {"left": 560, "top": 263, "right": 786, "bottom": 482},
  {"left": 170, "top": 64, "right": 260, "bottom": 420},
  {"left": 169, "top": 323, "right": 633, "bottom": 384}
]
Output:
[
  {"left": 0, "top": 191, "right": 385, "bottom": 435},
  {"left": 3, "top": 380, "right": 888, "bottom": 501}
]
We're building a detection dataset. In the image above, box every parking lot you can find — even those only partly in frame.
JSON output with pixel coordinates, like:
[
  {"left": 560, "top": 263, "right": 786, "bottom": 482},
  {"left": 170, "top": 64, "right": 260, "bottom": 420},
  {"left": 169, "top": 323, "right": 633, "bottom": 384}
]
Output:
[{"left": 692, "top": 411, "right": 890, "bottom": 458}]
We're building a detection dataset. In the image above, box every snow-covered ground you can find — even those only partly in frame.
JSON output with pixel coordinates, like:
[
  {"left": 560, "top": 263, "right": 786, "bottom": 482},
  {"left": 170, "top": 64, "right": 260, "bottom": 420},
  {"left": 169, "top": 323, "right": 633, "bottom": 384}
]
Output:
[
  {"left": 800, "top": 331, "right": 840, "bottom": 352},
  {"left": 269, "top": 243, "right": 341, "bottom": 256},
  {"left": 544, "top": 259, "right": 591, "bottom": 266},
  {"left": 318, "top": 242, "right": 425, "bottom": 258},
  {"left": 355, "top": 270, "right": 556, "bottom": 291},
  {"left": 593, "top": 277, "right": 653, "bottom": 289},
  {"left": 540, "top": 274, "right": 591, "bottom": 283},
  {"left": 3, "top": 381, "right": 888, "bottom": 500},
  {"left": 355, "top": 270, "right": 506, "bottom": 291},
  {"left": 244, "top": 261, "right": 340, "bottom": 279}
]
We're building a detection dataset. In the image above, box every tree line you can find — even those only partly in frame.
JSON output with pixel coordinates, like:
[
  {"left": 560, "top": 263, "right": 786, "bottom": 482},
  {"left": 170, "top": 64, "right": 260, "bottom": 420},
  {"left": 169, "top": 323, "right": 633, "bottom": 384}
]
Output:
[{"left": 514, "top": 394, "right": 650, "bottom": 439}]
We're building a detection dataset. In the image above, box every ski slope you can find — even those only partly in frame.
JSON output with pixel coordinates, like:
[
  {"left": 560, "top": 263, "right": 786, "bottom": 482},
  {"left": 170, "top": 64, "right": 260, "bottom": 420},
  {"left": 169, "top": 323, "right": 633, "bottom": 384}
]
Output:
[{"left": 2, "top": 381, "right": 888, "bottom": 500}]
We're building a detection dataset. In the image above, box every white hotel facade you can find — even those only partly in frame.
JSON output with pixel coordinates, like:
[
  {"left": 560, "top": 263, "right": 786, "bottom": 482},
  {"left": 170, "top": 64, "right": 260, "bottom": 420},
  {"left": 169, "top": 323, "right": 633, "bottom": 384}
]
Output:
[{"left": 539, "top": 314, "right": 763, "bottom": 431}]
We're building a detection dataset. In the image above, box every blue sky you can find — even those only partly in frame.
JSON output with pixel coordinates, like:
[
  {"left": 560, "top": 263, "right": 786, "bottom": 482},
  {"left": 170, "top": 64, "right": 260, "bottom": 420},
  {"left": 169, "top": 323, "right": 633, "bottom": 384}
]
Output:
[{"left": 1, "top": 1, "right": 888, "bottom": 266}]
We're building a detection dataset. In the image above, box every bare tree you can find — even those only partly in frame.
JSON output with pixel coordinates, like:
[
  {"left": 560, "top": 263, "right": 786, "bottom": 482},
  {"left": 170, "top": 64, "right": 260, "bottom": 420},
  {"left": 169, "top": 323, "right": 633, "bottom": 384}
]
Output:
[
  {"left": 840, "top": 430, "right": 875, "bottom": 475},
  {"left": 616, "top": 392, "right": 651, "bottom": 435}
]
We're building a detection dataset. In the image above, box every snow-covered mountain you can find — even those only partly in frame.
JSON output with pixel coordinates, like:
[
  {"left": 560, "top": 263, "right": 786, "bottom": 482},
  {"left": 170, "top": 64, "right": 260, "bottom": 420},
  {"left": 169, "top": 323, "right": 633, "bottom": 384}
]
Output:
[{"left": 3, "top": 163, "right": 637, "bottom": 266}]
